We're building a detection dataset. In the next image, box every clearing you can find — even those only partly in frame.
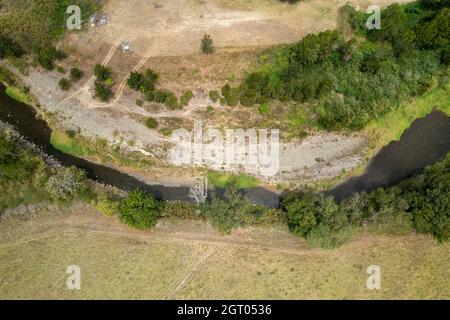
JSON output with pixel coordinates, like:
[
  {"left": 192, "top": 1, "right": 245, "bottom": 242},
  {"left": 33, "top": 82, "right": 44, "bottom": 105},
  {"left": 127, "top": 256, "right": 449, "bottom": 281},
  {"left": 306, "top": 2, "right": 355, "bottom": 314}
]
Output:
[{"left": 0, "top": 202, "right": 448, "bottom": 299}]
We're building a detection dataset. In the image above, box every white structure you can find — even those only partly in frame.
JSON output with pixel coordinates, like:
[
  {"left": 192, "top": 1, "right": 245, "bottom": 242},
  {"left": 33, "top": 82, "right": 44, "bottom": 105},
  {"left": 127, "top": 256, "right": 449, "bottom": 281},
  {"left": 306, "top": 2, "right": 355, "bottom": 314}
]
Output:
[{"left": 121, "top": 41, "right": 131, "bottom": 53}]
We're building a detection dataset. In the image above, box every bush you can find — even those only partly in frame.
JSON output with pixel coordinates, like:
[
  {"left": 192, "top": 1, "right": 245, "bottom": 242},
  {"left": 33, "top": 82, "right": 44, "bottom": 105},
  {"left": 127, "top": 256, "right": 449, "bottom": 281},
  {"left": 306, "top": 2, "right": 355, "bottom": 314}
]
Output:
[
  {"left": 127, "top": 71, "right": 145, "bottom": 90},
  {"left": 201, "top": 188, "right": 245, "bottom": 234},
  {"left": 415, "top": 8, "right": 450, "bottom": 49},
  {"left": 119, "top": 190, "right": 160, "bottom": 229},
  {"left": 0, "top": 36, "right": 24, "bottom": 59},
  {"left": 94, "top": 64, "right": 111, "bottom": 81},
  {"left": 37, "top": 46, "right": 66, "bottom": 70},
  {"left": 180, "top": 90, "right": 193, "bottom": 106},
  {"left": 145, "top": 117, "right": 158, "bottom": 129},
  {"left": 209, "top": 90, "right": 220, "bottom": 102},
  {"left": 70, "top": 68, "right": 84, "bottom": 82},
  {"left": 160, "top": 201, "right": 204, "bottom": 220},
  {"left": 283, "top": 193, "right": 351, "bottom": 248},
  {"left": 58, "top": 78, "right": 71, "bottom": 91},
  {"left": 442, "top": 47, "right": 450, "bottom": 65},
  {"left": 201, "top": 34, "right": 215, "bottom": 54},
  {"left": 94, "top": 80, "right": 113, "bottom": 102},
  {"left": 95, "top": 195, "right": 120, "bottom": 217},
  {"left": 221, "top": 83, "right": 239, "bottom": 106},
  {"left": 164, "top": 92, "right": 179, "bottom": 109}
]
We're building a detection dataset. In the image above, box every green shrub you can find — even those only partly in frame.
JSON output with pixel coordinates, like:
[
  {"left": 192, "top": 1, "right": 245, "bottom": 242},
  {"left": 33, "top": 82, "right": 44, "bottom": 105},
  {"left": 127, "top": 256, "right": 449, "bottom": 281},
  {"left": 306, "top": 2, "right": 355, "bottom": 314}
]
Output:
[
  {"left": 127, "top": 71, "right": 145, "bottom": 90},
  {"left": 164, "top": 92, "right": 179, "bottom": 109},
  {"left": 96, "top": 195, "right": 120, "bottom": 217},
  {"left": 120, "top": 190, "right": 160, "bottom": 229},
  {"left": 136, "top": 98, "right": 143, "bottom": 107},
  {"left": 0, "top": 36, "right": 24, "bottom": 59},
  {"left": 160, "top": 201, "right": 204, "bottom": 220},
  {"left": 201, "top": 34, "right": 215, "bottom": 54},
  {"left": 94, "top": 64, "right": 111, "bottom": 81},
  {"left": 145, "top": 117, "right": 158, "bottom": 129},
  {"left": 94, "top": 80, "right": 113, "bottom": 102},
  {"left": 180, "top": 90, "right": 193, "bottom": 106},
  {"left": 37, "top": 46, "right": 66, "bottom": 70},
  {"left": 209, "top": 90, "right": 220, "bottom": 102},
  {"left": 201, "top": 188, "right": 245, "bottom": 234},
  {"left": 58, "top": 78, "right": 71, "bottom": 91},
  {"left": 70, "top": 68, "right": 83, "bottom": 81},
  {"left": 221, "top": 83, "right": 239, "bottom": 106}
]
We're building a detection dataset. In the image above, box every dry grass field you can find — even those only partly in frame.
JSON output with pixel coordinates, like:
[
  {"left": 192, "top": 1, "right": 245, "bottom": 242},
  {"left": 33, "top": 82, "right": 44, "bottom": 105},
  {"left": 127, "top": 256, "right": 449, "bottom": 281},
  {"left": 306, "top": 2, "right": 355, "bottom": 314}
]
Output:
[{"left": 0, "top": 202, "right": 448, "bottom": 299}]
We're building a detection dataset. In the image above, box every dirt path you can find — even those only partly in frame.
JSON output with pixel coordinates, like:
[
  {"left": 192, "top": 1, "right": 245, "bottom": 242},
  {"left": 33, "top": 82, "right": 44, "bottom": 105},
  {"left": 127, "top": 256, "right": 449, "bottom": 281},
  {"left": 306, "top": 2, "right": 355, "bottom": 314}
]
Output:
[{"left": 167, "top": 245, "right": 219, "bottom": 300}]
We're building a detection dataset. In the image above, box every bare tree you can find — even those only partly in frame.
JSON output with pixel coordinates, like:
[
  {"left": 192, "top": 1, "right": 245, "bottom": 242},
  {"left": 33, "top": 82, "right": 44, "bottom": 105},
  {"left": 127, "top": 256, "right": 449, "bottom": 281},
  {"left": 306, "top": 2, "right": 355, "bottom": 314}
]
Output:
[{"left": 188, "top": 177, "right": 208, "bottom": 205}]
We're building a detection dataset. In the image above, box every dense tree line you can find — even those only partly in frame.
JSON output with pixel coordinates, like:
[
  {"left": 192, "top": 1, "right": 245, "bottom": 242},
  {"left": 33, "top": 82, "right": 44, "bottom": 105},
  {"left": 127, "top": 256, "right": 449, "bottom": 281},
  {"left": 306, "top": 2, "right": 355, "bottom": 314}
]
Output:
[
  {"left": 228, "top": 1, "right": 450, "bottom": 130},
  {"left": 0, "top": 132, "right": 88, "bottom": 212},
  {"left": 283, "top": 153, "right": 450, "bottom": 247}
]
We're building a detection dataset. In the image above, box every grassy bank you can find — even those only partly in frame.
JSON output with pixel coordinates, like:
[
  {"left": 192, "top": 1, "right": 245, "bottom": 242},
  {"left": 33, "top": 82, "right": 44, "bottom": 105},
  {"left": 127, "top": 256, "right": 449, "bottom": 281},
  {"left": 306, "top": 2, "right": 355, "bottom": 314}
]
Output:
[
  {"left": 5, "top": 86, "right": 33, "bottom": 105},
  {"left": 50, "top": 130, "right": 87, "bottom": 157},
  {"left": 207, "top": 171, "right": 260, "bottom": 188},
  {"left": 363, "top": 80, "right": 450, "bottom": 159}
]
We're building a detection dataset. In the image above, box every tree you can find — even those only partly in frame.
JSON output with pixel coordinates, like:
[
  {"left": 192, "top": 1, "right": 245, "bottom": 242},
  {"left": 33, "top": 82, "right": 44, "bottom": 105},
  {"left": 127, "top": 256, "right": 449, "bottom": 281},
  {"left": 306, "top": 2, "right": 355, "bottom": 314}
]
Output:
[
  {"left": 94, "top": 64, "right": 111, "bottom": 81},
  {"left": 94, "top": 80, "right": 113, "bottom": 102},
  {"left": 416, "top": 8, "right": 450, "bottom": 49},
  {"left": 284, "top": 195, "right": 318, "bottom": 236},
  {"left": 37, "top": 46, "right": 66, "bottom": 70},
  {"left": 201, "top": 34, "right": 215, "bottom": 54},
  {"left": 201, "top": 187, "right": 245, "bottom": 234},
  {"left": 70, "top": 68, "right": 83, "bottom": 81},
  {"left": 120, "top": 190, "right": 160, "bottom": 229},
  {"left": 188, "top": 177, "right": 208, "bottom": 205},
  {"left": 127, "top": 71, "right": 144, "bottom": 90},
  {"left": 367, "top": 4, "right": 416, "bottom": 53},
  {"left": 58, "top": 78, "right": 71, "bottom": 91},
  {"left": 0, "top": 36, "right": 24, "bottom": 59}
]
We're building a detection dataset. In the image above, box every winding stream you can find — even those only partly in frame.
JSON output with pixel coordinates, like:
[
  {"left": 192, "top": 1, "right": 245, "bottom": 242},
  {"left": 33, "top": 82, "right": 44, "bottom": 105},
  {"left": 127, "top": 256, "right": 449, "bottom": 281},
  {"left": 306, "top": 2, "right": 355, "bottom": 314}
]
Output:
[
  {"left": 1, "top": 83, "right": 449, "bottom": 207},
  {"left": 0, "top": 84, "right": 279, "bottom": 206}
]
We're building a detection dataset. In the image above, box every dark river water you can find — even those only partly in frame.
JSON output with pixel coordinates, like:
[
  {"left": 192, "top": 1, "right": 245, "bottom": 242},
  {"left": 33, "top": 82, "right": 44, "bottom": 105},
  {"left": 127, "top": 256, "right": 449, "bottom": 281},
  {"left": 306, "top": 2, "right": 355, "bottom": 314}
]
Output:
[{"left": 0, "top": 83, "right": 449, "bottom": 206}]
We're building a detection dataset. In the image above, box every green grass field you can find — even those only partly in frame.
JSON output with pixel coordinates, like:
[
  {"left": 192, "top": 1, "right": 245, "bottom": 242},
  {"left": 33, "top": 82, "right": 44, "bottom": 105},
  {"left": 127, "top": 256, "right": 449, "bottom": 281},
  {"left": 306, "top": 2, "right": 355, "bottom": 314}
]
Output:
[{"left": 0, "top": 203, "right": 448, "bottom": 299}]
